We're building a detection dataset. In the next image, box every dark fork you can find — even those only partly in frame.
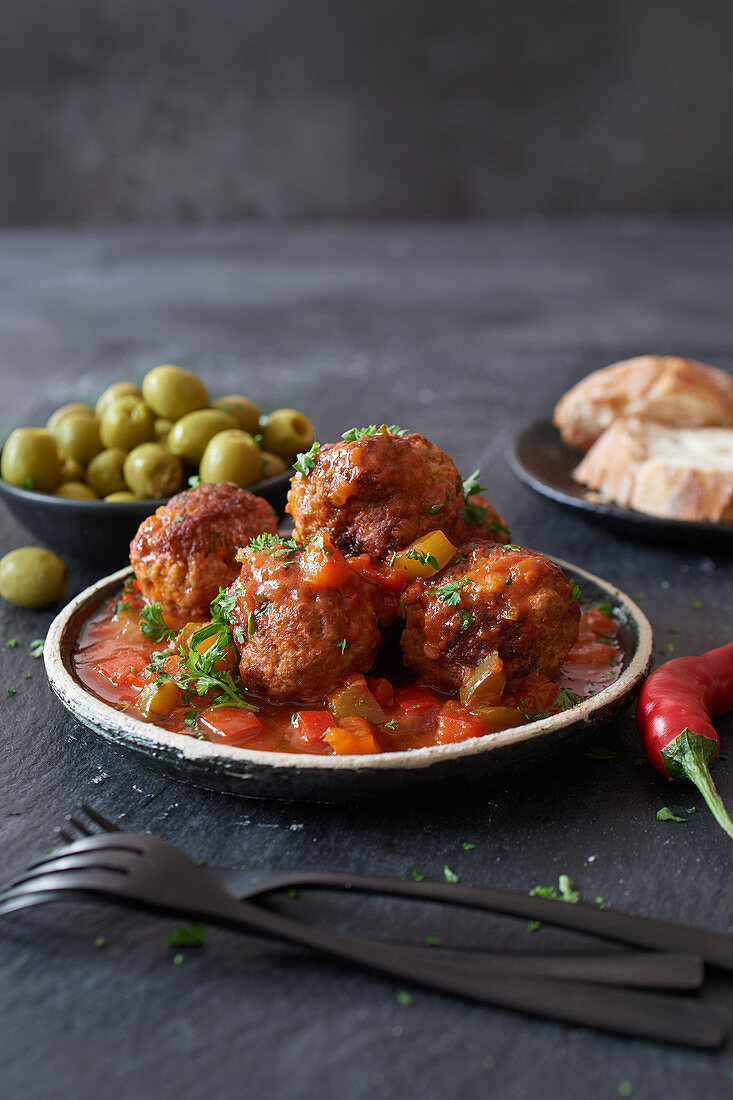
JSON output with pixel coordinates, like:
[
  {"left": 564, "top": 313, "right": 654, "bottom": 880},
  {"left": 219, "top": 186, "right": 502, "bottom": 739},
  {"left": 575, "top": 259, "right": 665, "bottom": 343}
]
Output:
[
  {"left": 54, "top": 806, "right": 705, "bottom": 992},
  {"left": 0, "top": 830, "right": 725, "bottom": 1048}
]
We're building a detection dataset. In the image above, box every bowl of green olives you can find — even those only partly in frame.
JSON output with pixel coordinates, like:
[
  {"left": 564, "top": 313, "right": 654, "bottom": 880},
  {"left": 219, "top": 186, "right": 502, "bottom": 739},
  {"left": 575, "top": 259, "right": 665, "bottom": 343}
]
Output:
[{"left": 0, "top": 364, "right": 313, "bottom": 569}]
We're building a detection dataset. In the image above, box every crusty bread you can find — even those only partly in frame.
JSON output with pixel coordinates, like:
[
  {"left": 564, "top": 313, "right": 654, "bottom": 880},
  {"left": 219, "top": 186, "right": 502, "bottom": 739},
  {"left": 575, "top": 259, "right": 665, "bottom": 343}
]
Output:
[
  {"left": 573, "top": 417, "right": 733, "bottom": 522},
  {"left": 553, "top": 356, "right": 733, "bottom": 452}
]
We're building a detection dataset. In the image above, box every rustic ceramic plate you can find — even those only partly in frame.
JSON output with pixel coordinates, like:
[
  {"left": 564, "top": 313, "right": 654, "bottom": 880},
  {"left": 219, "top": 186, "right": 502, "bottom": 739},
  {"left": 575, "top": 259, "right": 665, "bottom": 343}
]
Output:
[
  {"left": 509, "top": 419, "right": 733, "bottom": 546},
  {"left": 44, "top": 557, "right": 654, "bottom": 803}
]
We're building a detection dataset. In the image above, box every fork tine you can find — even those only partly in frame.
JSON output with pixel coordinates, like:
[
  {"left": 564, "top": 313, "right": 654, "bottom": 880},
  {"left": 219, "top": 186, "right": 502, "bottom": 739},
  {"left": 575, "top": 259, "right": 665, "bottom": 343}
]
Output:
[
  {"left": 67, "top": 814, "right": 94, "bottom": 836},
  {"left": 55, "top": 827, "right": 74, "bottom": 844},
  {"left": 80, "top": 804, "right": 120, "bottom": 833},
  {"left": 5, "top": 852, "right": 131, "bottom": 892}
]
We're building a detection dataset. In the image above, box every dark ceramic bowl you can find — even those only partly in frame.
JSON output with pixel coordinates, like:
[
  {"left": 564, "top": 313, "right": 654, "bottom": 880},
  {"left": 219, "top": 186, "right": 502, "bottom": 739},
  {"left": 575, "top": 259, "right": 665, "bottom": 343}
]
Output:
[
  {"left": 0, "top": 472, "right": 292, "bottom": 570},
  {"left": 45, "top": 557, "right": 654, "bottom": 803}
]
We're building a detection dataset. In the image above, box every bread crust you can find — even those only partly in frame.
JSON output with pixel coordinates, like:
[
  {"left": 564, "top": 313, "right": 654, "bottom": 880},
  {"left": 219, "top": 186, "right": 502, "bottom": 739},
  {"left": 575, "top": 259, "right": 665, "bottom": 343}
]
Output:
[
  {"left": 573, "top": 417, "right": 733, "bottom": 521},
  {"left": 554, "top": 356, "right": 733, "bottom": 452}
]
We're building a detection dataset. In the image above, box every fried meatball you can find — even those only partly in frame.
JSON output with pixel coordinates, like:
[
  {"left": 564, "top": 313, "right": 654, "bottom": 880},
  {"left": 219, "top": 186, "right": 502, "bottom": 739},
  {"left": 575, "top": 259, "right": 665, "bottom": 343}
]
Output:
[
  {"left": 129, "top": 483, "right": 278, "bottom": 625},
  {"left": 448, "top": 493, "right": 511, "bottom": 547},
  {"left": 286, "top": 430, "right": 464, "bottom": 559},
  {"left": 231, "top": 536, "right": 381, "bottom": 703},
  {"left": 401, "top": 540, "right": 580, "bottom": 694}
]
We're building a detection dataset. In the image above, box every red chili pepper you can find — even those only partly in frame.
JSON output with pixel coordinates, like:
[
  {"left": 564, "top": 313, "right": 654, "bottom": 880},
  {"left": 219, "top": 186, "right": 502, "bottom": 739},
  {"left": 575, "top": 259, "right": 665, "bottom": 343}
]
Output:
[{"left": 636, "top": 641, "right": 733, "bottom": 839}]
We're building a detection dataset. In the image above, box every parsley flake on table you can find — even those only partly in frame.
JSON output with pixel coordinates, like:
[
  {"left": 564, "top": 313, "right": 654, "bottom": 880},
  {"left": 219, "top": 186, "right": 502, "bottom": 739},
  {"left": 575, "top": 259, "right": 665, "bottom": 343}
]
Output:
[
  {"left": 443, "top": 865, "right": 459, "bottom": 884},
  {"left": 584, "top": 745, "right": 617, "bottom": 760},
  {"left": 656, "top": 807, "right": 686, "bottom": 823},
  {"left": 292, "top": 441, "right": 321, "bottom": 478},
  {"left": 140, "top": 603, "right": 176, "bottom": 642},
  {"left": 166, "top": 922, "right": 206, "bottom": 947},
  {"left": 29, "top": 638, "right": 45, "bottom": 659},
  {"left": 461, "top": 841, "right": 475, "bottom": 851},
  {"left": 94, "top": 936, "right": 107, "bottom": 948},
  {"left": 411, "top": 870, "right": 425, "bottom": 881},
  {"left": 395, "top": 989, "right": 413, "bottom": 1006},
  {"left": 6, "top": 638, "right": 18, "bottom": 649},
  {"left": 424, "top": 935, "right": 441, "bottom": 946}
]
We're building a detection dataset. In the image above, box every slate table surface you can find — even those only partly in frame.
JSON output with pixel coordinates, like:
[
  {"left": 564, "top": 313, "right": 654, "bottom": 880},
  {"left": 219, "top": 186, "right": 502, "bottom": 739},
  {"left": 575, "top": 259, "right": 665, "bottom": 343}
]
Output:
[{"left": 1, "top": 221, "right": 733, "bottom": 1100}]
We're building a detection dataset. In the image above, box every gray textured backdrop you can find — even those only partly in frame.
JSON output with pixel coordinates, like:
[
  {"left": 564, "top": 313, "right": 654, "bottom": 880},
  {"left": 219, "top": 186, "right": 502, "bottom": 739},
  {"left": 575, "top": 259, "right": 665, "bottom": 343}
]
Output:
[{"left": 3, "top": 0, "right": 733, "bottom": 223}]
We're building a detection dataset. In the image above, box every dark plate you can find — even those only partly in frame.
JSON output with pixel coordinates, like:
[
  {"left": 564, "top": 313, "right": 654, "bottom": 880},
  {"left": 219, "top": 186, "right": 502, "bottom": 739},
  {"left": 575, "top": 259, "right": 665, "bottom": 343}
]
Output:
[
  {"left": 44, "top": 559, "right": 653, "bottom": 803},
  {"left": 0, "top": 472, "right": 292, "bottom": 570},
  {"left": 508, "top": 419, "right": 733, "bottom": 547}
]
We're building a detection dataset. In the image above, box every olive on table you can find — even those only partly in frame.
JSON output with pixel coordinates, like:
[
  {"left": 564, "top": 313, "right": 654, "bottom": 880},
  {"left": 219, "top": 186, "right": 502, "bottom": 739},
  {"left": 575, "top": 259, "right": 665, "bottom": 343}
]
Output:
[
  {"left": 1, "top": 427, "right": 60, "bottom": 492},
  {"left": 86, "top": 448, "right": 127, "bottom": 497},
  {"left": 95, "top": 382, "right": 143, "bottom": 420},
  {"left": 54, "top": 481, "right": 99, "bottom": 499},
  {"left": 141, "top": 365, "right": 209, "bottom": 421},
  {"left": 123, "top": 443, "right": 184, "bottom": 498},
  {"left": 0, "top": 546, "right": 69, "bottom": 608},
  {"left": 260, "top": 408, "right": 315, "bottom": 460},
  {"left": 199, "top": 429, "right": 262, "bottom": 487},
  {"left": 213, "top": 395, "right": 261, "bottom": 435},
  {"left": 58, "top": 456, "right": 85, "bottom": 483},
  {"left": 104, "top": 491, "right": 138, "bottom": 502},
  {"left": 167, "top": 408, "right": 237, "bottom": 466},
  {"left": 99, "top": 395, "right": 155, "bottom": 451},
  {"left": 46, "top": 402, "right": 96, "bottom": 434},
  {"left": 259, "top": 450, "right": 288, "bottom": 479},
  {"left": 52, "top": 412, "right": 102, "bottom": 467}
]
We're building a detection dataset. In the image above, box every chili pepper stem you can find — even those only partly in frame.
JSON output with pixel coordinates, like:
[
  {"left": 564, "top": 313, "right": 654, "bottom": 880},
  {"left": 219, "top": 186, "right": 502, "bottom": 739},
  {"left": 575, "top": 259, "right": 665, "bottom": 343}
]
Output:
[{"left": 661, "top": 728, "right": 733, "bottom": 841}]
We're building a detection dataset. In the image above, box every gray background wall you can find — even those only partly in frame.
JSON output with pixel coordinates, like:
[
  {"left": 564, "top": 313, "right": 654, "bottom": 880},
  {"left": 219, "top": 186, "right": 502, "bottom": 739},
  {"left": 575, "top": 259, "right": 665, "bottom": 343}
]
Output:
[{"left": 3, "top": 0, "right": 732, "bottom": 223}]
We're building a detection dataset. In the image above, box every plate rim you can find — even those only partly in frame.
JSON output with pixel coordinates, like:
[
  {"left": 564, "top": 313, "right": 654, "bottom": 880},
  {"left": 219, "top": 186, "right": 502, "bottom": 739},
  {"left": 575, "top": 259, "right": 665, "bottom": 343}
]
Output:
[
  {"left": 509, "top": 418, "right": 733, "bottom": 536},
  {"left": 44, "top": 557, "right": 654, "bottom": 776}
]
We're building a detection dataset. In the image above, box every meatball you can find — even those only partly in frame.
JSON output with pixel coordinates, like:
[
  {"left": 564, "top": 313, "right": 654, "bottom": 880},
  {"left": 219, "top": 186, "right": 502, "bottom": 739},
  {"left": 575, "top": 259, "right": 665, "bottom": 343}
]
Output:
[
  {"left": 448, "top": 493, "right": 511, "bottom": 547},
  {"left": 401, "top": 540, "right": 580, "bottom": 694},
  {"left": 230, "top": 535, "right": 381, "bottom": 703},
  {"left": 129, "top": 483, "right": 278, "bottom": 625},
  {"left": 286, "top": 429, "right": 464, "bottom": 559}
]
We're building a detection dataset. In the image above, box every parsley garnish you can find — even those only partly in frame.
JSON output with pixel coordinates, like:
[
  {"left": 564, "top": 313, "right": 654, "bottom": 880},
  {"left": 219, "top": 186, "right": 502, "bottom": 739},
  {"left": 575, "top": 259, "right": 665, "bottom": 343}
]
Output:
[
  {"left": 461, "top": 469, "right": 492, "bottom": 526},
  {"left": 461, "top": 841, "right": 475, "bottom": 851},
  {"left": 188, "top": 474, "right": 202, "bottom": 488},
  {"left": 411, "top": 870, "right": 425, "bottom": 881},
  {"left": 292, "top": 441, "right": 321, "bottom": 478},
  {"left": 248, "top": 532, "right": 300, "bottom": 556},
  {"left": 7, "top": 687, "right": 17, "bottom": 696},
  {"left": 555, "top": 688, "right": 583, "bottom": 711},
  {"left": 183, "top": 711, "right": 200, "bottom": 731},
  {"left": 584, "top": 745, "right": 617, "bottom": 760},
  {"left": 459, "top": 609, "right": 474, "bottom": 631},
  {"left": 166, "top": 922, "right": 206, "bottom": 947},
  {"left": 596, "top": 602, "right": 614, "bottom": 617},
  {"left": 22, "top": 477, "right": 34, "bottom": 489},
  {"left": 443, "top": 866, "right": 459, "bottom": 884},
  {"left": 342, "top": 425, "right": 408, "bottom": 442},
  {"left": 568, "top": 577, "right": 582, "bottom": 602},
  {"left": 395, "top": 989, "right": 413, "bottom": 1006},
  {"left": 529, "top": 875, "right": 579, "bottom": 904},
  {"left": 6, "top": 639, "right": 18, "bottom": 649},
  {"left": 29, "top": 638, "right": 45, "bottom": 659},
  {"left": 384, "top": 719, "right": 399, "bottom": 730},
  {"left": 657, "top": 806, "right": 686, "bottom": 823},
  {"left": 140, "top": 603, "right": 176, "bottom": 642},
  {"left": 336, "top": 638, "right": 347, "bottom": 654},
  {"left": 405, "top": 549, "right": 439, "bottom": 570},
  {"left": 174, "top": 511, "right": 184, "bottom": 522},
  {"left": 428, "top": 578, "right": 471, "bottom": 606}
]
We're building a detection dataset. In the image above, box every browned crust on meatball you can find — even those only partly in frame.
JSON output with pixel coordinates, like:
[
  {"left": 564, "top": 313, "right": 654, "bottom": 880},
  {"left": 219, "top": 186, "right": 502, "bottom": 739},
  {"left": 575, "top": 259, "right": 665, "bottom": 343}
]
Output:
[
  {"left": 231, "top": 544, "right": 381, "bottom": 703},
  {"left": 400, "top": 539, "right": 580, "bottom": 692},
  {"left": 286, "top": 431, "right": 464, "bottom": 559},
  {"left": 129, "top": 483, "right": 278, "bottom": 625}
]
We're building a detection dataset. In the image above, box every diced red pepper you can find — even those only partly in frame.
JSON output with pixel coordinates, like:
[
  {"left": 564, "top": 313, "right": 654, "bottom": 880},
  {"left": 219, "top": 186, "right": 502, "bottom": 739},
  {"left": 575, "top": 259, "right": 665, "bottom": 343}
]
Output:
[
  {"left": 199, "top": 706, "right": 263, "bottom": 745},
  {"left": 95, "top": 651, "right": 153, "bottom": 692},
  {"left": 292, "top": 709, "right": 334, "bottom": 744},
  {"left": 347, "top": 554, "right": 407, "bottom": 594},
  {"left": 367, "top": 676, "right": 394, "bottom": 708},
  {"left": 585, "top": 608, "right": 618, "bottom": 637},
  {"left": 434, "top": 700, "right": 487, "bottom": 744},
  {"left": 324, "top": 716, "right": 379, "bottom": 755},
  {"left": 504, "top": 670, "right": 560, "bottom": 713},
  {"left": 389, "top": 684, "right": 441, "bottom": 732}
]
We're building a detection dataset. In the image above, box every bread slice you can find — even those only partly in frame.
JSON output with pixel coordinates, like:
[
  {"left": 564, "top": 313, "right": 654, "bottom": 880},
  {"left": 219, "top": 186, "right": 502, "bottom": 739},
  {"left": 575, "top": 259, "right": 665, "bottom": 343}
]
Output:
[
  {"left": 554, "top": 356, "right": 733, "bottom": 452},
  {"left": 572, "top": 417, "right": 733, "bottom": 522}
]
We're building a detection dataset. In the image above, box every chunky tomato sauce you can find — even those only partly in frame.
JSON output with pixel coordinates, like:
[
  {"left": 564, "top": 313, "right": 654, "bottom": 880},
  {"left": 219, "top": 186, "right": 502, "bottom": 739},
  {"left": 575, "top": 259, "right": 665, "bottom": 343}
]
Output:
[{"left": 73, "top": 580, "right": 625, "bottom": 756}]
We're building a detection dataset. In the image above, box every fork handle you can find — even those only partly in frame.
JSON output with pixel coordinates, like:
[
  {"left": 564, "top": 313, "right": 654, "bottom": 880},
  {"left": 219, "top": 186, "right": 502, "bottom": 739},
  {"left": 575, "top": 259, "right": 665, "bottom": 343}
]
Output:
[
  {"left": 234, "top": 870, "right": 733, "bottom": 972},
  {"left": 191, "top": 894, "right": 724, "bottom": 1049}
]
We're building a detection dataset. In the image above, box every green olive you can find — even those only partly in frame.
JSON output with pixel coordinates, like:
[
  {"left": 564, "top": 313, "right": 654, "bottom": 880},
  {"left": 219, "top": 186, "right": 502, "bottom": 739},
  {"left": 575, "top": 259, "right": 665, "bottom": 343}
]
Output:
[
  {"left": 213, "top": 395, "right": 261, "bottom": 435},
  {"left": 105, "top": 490, "right": 138, "bottom": 502},
  {"left": 95, "top": 382, "right": 143, "bottom": 420},
  {"left": 141, "top": 365, "right": 209, "bottom": 420},
  {"left": 168, "top": 409, "right": 237, "bottom": 466},
  {"left": 99, "top": 395, "right": 155, "bottom": 450},
  {"left": 259, "top": 408, "right": 314, "bottom": 460},
  {"left": 154, "top": 417, "right": 173, "bottom": 443},
  {"left": 54, "top": 481, "right": 99, "bottom": 500},
  {"left": 123, "top": 443, "right": 184, "bottom": 498},
  {"left": 259, "top": 450, "right": 288, "bottom": 479},
  {"left": 86, "top": 448, "right": 127, "bottom": 497},
  {"left": 199, "top": 429, "right": 262, "bottom": 487},
  {"left": 0, "top": 546, "right": 69, "bottom": 608},
  {"left": 46, "top": 403, "right": 96, "bottom": 433},
  {"left": 1, "top": 427, "right": 60, "bottom": 492},
  {"left": 58, "top": 456, "right": 85, "bottom": 483},
  {"left": 52, "top": 413, "right": 102, "bottom": 467}
]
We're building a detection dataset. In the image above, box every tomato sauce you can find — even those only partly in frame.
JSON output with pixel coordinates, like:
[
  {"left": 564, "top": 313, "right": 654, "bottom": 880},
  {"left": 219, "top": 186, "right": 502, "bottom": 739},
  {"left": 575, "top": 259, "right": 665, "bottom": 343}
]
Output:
[{"left": 74, "top": 584, "right": 625, "bottom": 756}]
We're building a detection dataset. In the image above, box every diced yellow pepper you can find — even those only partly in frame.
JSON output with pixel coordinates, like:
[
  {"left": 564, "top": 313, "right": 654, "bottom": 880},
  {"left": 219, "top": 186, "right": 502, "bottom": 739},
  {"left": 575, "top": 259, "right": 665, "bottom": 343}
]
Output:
[
  {"left": 473, "top": 706, "right": 528, "bottom": 732},
  {"left": 392, "top": 531, "right": 457, "bottom": 580},
  {"left": 327, "top": 674, "right": 387, "bottom": 723},
  {"left": 137, "top": 678, "right": 181, "bottom": 719},
  {"left": 459, "top": 651, "right": 506, "bottom": 707}
]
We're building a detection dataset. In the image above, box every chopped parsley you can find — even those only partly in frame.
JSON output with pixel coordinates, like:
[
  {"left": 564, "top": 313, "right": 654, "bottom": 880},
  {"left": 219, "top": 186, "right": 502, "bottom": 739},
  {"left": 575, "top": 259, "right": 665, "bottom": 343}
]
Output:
[
  {"left": 429, "top": 578, "right": 471, "bottom": 606},
  {"left": 94, "top": 936, "right": 107, "bottom": 948},
  {"left": 568, "top": 577, "right": 582, "bottom": 602},
  {"left": 443, "top": 866, "right": 459, "bottom": 884},
  {"left": 424, "top": 935, "right": 441, "bottom": 946},
  {"left": 656, "top": 806, "right": 686, "bottom": 823},
  {"left": 405, "top": 549, "right": 439, "bottom": 570},
  {"left": 461, "top": 841, "right": 475, "bottom": 851},
  {"left": 584, "top": 745, "right": 617, "bottom": 760},
  {"left": 461, "top": 469, "right": 494, "bottom": 526},
  {"left": 247, "top": 611, "right": 256, "bottom": 635},
  {"left": 336, "top": 638, "right": 348, "bottom": 654},
  {"left": 384, "top": 719, "right": 399, "bottom": 730},
  {"left": 459, "top": 609, "right": 475, "bottom": 631},
  {"left": 7, "top": 687, "right": 16, "bottom": 696},
  {"left": 292, "top": 441, "right": 321, "bottom": 478},
  {"left": 341, "top": 425, "right": 407, "bottom": 442},
  {"left": 30, "top": 638, "right": 45, "bottom": 659},
  {"left": 174, "top": 511, "right": 184, "bottom": 522},
  {"left": 555, "top": 688, "right": 583, "bottom": 711},
  {"left": 140, "top": 603, "right": 176, "bottom": 642},
  {"left": 395, "top": 989, "right": 413, "bottom": 1007},
  {"left": 6, "top": 638, "right": 18, "bottom": 649},
  {"left": 188, "top": 474, "right": 202, "bottom": 488},
  {"left": 22, "top": 477, "right": 34, "bottom": 489},
  {"left": 411, "top": 870, "right": 425, "bottom": 881},
  {"left": 248, "top": 532, "right": 300, "bottom": 556},
  {"left": 529, "top": 875, "right": 579, "bottom": 904},
  {"left": 166, "top": 922, "right": 206, "bottom": 947},
  {"left": 596, "top": 602, "right": 614, "bottom": 618},
  {"left": 183, "top": 711, "right": 200, "bottom": 731}
]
